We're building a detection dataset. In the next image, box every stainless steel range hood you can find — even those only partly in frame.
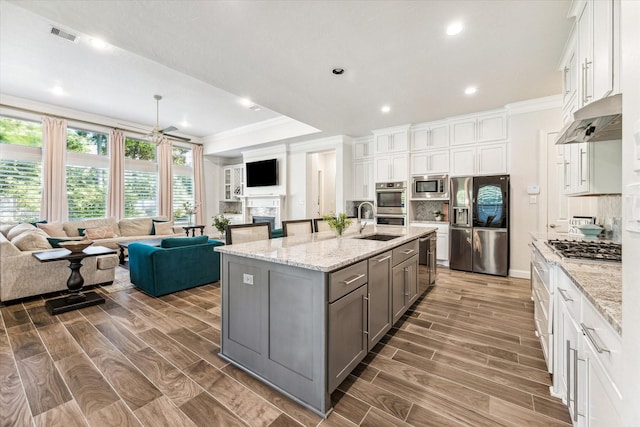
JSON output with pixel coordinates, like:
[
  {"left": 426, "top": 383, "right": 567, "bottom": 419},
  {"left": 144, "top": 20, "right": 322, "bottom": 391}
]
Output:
[{"left": 556, "top": 94, "right": 622, "bottom": 144}]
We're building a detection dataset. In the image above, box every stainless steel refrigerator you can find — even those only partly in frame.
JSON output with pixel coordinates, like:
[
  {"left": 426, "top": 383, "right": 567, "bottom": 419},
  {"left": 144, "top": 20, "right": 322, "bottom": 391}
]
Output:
[{"left": 449, "top": 175, "right": 509, "bottom": 276}]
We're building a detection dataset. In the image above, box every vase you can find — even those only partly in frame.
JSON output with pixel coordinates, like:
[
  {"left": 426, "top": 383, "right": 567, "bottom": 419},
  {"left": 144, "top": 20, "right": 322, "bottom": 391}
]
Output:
[
  {"left": 335, "top": 229, "right": 343, "bottom": 239},
  {"left": 188, "top": 214, "right": 193, "bottom": 226},
  {"left": 435, "top": 216, "right": 443, "bottom": 222}
]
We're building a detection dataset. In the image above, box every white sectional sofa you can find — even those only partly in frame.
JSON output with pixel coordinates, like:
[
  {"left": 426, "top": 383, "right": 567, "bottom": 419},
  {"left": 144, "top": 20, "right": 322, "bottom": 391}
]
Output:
[{"left": 0, "top": 217, "right": 183, "bottom": 302}]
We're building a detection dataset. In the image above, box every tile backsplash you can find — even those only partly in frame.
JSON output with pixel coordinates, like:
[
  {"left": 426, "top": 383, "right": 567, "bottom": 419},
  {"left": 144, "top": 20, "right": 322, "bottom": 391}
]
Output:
[
  {"left": 411, "top": 200, "right": 450, "bottom": 221},
  {"left": 597, "top": 195, "right": 622, "bottom": 230}
]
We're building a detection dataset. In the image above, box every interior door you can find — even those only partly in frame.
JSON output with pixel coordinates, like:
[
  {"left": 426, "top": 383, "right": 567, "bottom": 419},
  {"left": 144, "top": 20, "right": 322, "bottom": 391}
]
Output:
[{"left": 546, "top": 131, "right": 569, "bottom": 233}]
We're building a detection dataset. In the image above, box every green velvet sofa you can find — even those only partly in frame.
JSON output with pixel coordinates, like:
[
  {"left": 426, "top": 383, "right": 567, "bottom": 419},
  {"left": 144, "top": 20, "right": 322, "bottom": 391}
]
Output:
[{"left": 128, "top": 236, "right": 224, "bottom": 297}]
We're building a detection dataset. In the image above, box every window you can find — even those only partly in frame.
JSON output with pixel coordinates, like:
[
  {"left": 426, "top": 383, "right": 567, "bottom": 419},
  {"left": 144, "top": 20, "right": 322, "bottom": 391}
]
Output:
[
  {"left": 172, "top": 145, "right": 194, "bottom": 223},
  {"left": 66, "top": 128, "right": 109, "bottom": 220},
  {"left": 0, "top": 116, "right": 43, "bottom": 222},
  {"left": 124, "top": 137, "right": 158, "bottom": 218}
]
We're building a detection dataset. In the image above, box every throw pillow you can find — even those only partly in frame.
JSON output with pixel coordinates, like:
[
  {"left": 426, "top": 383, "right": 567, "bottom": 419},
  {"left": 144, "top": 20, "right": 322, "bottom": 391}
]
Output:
[
  {"left": 37, "top": 222, "right": 68, "bottom": 237},
  {"left": 151, "top": 218, "right": 169, "bottom": 235},
  {"left": 30, "top": 220, "right": 47, "bottom": 227},
  {"left": 47, "top": 237, "right": 83, "bottom": 248},
  {"left": 84, "top": 225, "right": 117, "bottom": 240},
  {"left": 7, "top": 223, "right": 36, "bottom": 241},
  {"left": 78, "top": 228, "right": 86, "bottom": 236},
  {"left": 12, "top": 229, "right": 51, "bottom": 251},
  {"left": 161, "top": 235, "right": 208, "bottom": 248},
  {"left": 0, "top": 223, "right": 17, "bottom": 237},
  {"left": 154, "top": 221, "right": 175, "bottom": 235}
]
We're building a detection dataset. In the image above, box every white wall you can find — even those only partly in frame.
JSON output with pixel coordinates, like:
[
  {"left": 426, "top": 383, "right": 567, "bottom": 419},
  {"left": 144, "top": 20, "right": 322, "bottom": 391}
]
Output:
[
  {"left": 507, "top": 103, "right": 562, "bottom": 277},
  {"left": 621, "top": 1, "right": 640, "bottom": 425}
]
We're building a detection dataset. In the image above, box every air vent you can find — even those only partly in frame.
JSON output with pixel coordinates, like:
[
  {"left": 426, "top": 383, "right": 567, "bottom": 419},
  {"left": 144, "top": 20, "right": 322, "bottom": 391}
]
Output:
[{"left": 50, "top": 26, "right": 78, "bottom": 43}]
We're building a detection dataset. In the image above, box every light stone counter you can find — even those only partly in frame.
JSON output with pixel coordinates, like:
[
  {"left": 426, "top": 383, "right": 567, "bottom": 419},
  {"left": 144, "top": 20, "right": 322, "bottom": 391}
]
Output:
[
  {"left": 216, "top": 225, "right": 436, "bottom": 272},
  {"left": 530, "top": 233, "right": 622, "bottom": 335}
]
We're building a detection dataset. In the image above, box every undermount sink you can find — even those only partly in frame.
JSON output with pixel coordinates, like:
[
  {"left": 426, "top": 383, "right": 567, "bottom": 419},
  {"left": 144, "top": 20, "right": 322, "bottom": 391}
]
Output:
[{"left": 358, "top": 234, "right": 402, "bottom": 241}]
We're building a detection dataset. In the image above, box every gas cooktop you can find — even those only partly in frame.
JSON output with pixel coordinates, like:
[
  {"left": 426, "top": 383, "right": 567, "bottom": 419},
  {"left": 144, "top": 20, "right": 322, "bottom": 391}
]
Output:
[{"left": 546, "top": 239, "right": 622, "bottom": 263}]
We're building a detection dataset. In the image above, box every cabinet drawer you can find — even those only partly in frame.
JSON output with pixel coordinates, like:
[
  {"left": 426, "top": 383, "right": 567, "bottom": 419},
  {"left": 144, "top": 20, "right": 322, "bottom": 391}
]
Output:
[
  {"left": 582, "top": 300, "right": 622, "bottom": 392},
  {"left": 392, "top": 239, "right": 419, "bottom": 266},
  {"left": 556, "top": 271, "right": 581, "bottom": 320},
  {"left": 329, "top": 260, "right": 368, "bottom": 303}
]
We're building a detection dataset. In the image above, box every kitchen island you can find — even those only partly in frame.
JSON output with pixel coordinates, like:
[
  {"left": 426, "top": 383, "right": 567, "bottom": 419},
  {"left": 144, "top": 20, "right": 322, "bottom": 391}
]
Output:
[{"left": 216, "top": 226, "right": 436, "bottom": 417}]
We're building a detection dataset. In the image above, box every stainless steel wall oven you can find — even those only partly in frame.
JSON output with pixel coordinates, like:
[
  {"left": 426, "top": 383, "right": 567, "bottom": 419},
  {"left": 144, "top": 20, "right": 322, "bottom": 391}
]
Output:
[{"left": 375, "top": 181, "right": 406, "bottom": 215}]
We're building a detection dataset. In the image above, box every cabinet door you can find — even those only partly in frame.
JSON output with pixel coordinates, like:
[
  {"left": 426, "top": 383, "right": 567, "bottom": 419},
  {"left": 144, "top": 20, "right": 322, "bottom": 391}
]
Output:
[
  {"left": 375, "top": 134, "right": 391, "bottom": 154},
  {"left": 390, "top": 154, "right": 408, "bottom": 181},
  {"left": 428, "top": 150, "right": 450, "bottom": 174},
  {"left": 223, "top": 167, "right": 232, "bottom": 200},
  {"left": 583, "top": 339, "right": 623, "bottom": 427},
  {"left": 368, "top": 252, "right": 392, "bottom": 349},
  {"left": 411, "top": 129, "right": 429, "bottom": 152},
  {"left": 390, "top": 131, "right": 408, "bottom": 152},
  {"left": 328, "top": 284, "right": 368, "bottom": 392},
  {"left": 374, "top": 156, "right": 391, "bottom": 182},
  {"left": 430, "top": 123, "right": 449, "bottom": 148},
  {"left": 354, "top": 139, "right": 372, "bottom": 160},
  {"left": 477, "top": 143, "right": 508, "bottom": 175},
  {"left": 558, "top": 299, "right": 582, "bottom": 422},
  {"left": 411, "top": 153, "right": 429, "bottom": 175},
  {"left": 592, "top": 0, "right": 614, "bottom": 101},
  {"left": 477, "top": 114, "right": 507, "bottom": 142},
  {"left": 450, "top": 119, "right": 476, "bottom": 146},
  {"left": 575, "top": 143, "right": 590, "bottom": 193},
  {"left": 406, "top": 256, "right": 419, "bottom": 305},
  {"left": 391, "top": 263, "right": 407, "bottom": 324},
  {"left": 353, "top": 161, "right": 373, "bottom": 199},
  {"left": 450, "top": 147, "right": 476, "bottom": 176},
  {"left": 436, "top": 233, "right": 449, "bottom": 262},
  {"left": 577, "top": 0, "right": 594, "bottom": 107},
  {"left": 562, "top": 38, "right": 578, "bottom": 107},
  {"left": 232, "top": 165, "right": 244, "bottom": 197}
]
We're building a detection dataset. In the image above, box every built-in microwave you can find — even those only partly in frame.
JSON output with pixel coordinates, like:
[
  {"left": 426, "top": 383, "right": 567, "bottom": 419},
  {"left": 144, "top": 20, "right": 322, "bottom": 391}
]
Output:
[{"left": 412, "top": 174, "right": 448, "bottom": 199}]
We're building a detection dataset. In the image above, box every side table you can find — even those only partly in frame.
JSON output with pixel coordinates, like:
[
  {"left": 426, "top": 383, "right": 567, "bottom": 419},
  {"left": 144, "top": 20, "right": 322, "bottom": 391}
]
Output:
[
  {"left": 33, "top": 245, "right": 117, "bottom": 315},
  {"left": 182, "top": 225, "right": 205, "bottom": 237}
]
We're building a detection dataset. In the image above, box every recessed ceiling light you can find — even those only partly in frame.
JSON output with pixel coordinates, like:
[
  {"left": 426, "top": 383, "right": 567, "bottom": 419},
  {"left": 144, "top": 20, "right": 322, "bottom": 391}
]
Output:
[
  {"left": 446, "top": 22, "right": 464, "bottom": 36},
  {"left": 381, "top": 105, "right": 391, "bottom": 113},
  {"left": 240, "top": 98, "right": 253, "bottom": 107},
  {"left": 51, "top": 86, "right": 64, "bottom": 96},
  {"left": 464, "top": 86, "right": 477, "bottom": 95},
  {"left": 180, "top": 121, "right": 190, "bottom": 128},
  {"left": 332, "top": 68, "right": 345, "bottom": 75},
  {"left": 90, "top": 38, "right": 108, "bottom": 49}
]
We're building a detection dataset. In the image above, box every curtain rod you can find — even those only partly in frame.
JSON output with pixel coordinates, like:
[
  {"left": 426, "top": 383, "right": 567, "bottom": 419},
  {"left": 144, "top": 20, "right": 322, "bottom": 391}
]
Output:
[{"left": 0, "top": 103, "right": 202, "bottom": 146}]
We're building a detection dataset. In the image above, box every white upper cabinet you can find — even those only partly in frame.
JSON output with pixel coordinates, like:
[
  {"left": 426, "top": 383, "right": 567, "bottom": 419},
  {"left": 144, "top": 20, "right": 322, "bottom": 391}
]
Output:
[
  {"left": 374, "top": 154, "right": 408, "bottom": 182},
  {"left": 353, "top": 137, "right": 373, "bottom": 160},
  {"left": 411, "top": 121, "right": 449, "bottom": 151},
  {"left": 353, "top": 160, "right": 373, "bottom": 200},
  {"left": 562, "top": 140, "right": 621, "bottom": 196},
  {"left": 450, "top": 111, "right": 508, "bottom": 146},
  {"left": 373, "top": 126, "right": 410, "bottom": 155},
  {"left": 569, "top": 0, "right": 618, "bottom": 109},
  {"left": 450, "top": 143, "right": 508, "bottom": 176},
  {"left": 411, "top": 150, "right": 449, "bottom": 175},
  {"left": 222, "top": 164, "right": 244, "bottom": 200}
]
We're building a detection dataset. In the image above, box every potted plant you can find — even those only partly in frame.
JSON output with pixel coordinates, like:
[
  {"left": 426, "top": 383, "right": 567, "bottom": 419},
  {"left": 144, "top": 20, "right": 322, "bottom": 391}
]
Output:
[
  {"left": 213, "top": 214, "right": 231, "bottom": 239},
  {"left": 433, "top": 210, "right": 444, "bottom": 221},
  {"left": 322, "top": 212, "right": 353, "bottom": 238}
]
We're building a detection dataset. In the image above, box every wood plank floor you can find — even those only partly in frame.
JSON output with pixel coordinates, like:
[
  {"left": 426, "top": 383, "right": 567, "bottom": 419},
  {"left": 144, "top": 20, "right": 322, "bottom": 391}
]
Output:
[{"left": 0, "top": 267, "right": 570, "bottom": 427}]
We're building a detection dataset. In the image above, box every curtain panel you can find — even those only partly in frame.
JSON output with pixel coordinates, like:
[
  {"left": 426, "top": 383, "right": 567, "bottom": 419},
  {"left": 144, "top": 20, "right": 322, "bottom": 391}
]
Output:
[
  {"left": 107, "top": 129, "right": 125, "bottom": 220},
  {"left": 193, "top": 144, "right": 206, "bottom": 226},
  {"left": 40, "top": 116, "right": 68, "bottom": 222},
  {"left": 157, "top": 137, "right": 173, "bottom": 219}
]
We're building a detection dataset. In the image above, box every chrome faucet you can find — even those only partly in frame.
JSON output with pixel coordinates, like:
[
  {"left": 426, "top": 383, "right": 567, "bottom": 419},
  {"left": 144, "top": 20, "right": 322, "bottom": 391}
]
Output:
[{"left": 357, "top": 201, "right": 375, "bottom": 233}]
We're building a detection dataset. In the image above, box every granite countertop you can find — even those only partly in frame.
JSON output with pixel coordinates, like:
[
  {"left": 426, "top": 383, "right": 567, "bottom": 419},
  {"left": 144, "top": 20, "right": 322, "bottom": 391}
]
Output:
[
  {"left": 410, "top": 220, "right": 450, "bottom": 225},
  {"left": 216, "top": 225, "right": 436, "bottom": 272},
  {"left": 531, "top": 234, "right": 622, "bottom": 335}
]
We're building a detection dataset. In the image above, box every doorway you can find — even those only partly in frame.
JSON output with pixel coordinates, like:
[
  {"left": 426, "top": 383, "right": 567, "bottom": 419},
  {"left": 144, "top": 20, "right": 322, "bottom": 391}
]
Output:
[{"left": 307, "top": 151, "right": 336, "bottom": 217}]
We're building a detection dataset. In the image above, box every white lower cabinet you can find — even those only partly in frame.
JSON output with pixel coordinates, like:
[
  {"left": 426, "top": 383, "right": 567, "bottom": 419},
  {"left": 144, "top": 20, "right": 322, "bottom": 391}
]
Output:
[{"left": 553, "top": 268, "right": 622, "bottom": 427}]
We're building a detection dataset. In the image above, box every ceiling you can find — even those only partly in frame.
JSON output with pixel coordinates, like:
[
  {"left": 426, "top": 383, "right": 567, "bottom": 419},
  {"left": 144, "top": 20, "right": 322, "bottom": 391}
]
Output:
[{"left": 0, "top": 0, "right": 572, "bottom": 156}]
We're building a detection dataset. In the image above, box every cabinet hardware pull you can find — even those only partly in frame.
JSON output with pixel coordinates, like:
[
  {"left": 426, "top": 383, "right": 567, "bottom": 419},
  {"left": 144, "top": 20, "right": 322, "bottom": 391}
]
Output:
[
  {"left": 404, "top": 267, "right": 410, "bottom": 297},
  {"left": 364, "top": 293, "right": 371, "bottom": 340},
  {"left": 581, "top": 323, "right": 611, "bottom": 353},
  {"left": 558, "top": 288, "right": 573, "bottom": 302},
  {"left": 343, "top": 273, "right": 366, "bottom": 285},
  {"left": 375, "top": 255, "right": 391, "bottom": 263},
  {"left": 573, "top": 346, "right": 579, "bottom": 422},
  {"left": 401, "top": 249, "right": 415, "bottom": 255},
  {"left": 566, "top": 340, "right": 571, "bottom": 411}
]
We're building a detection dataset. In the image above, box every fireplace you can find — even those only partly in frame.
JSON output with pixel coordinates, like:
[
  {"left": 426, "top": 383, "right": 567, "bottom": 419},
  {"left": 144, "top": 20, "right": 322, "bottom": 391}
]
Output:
[{"left": 252, "top": 216, "right": 276, "bottom": 230}]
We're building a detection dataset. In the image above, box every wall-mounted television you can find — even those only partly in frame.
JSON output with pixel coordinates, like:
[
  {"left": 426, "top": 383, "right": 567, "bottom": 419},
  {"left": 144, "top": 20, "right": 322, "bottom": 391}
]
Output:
[{"left": 246, "top": 159, "right": 278, "bottom": 187}]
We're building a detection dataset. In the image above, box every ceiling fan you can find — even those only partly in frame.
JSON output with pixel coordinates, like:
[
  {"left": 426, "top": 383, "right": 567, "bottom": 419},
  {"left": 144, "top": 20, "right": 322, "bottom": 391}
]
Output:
[{"left": 121, "top": 94, "right": 191, "bottom": 143}]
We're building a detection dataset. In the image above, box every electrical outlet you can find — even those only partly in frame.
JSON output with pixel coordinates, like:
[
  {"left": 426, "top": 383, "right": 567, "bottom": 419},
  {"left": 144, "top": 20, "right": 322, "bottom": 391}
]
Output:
[{"left": 243, "top": 273, "right": 254, "bottom": 285}]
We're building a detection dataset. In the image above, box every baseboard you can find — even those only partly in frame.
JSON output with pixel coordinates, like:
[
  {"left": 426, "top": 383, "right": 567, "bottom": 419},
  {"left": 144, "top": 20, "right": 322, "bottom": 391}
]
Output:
[{"left": 509, "top": 269, "right": 530, "bottom": 279}]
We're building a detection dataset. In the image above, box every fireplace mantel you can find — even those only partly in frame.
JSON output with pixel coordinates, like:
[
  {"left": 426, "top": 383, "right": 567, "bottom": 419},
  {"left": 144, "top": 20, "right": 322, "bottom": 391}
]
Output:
[{"left": 241, "top": 195, "right": 286, "bottom": 228}]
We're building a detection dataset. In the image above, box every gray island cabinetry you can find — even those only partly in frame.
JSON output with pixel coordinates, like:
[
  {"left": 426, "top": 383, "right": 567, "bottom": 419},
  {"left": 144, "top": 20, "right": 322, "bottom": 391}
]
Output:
[{"left": 216, "top": 227, "right": 435, "bottom": 417}]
